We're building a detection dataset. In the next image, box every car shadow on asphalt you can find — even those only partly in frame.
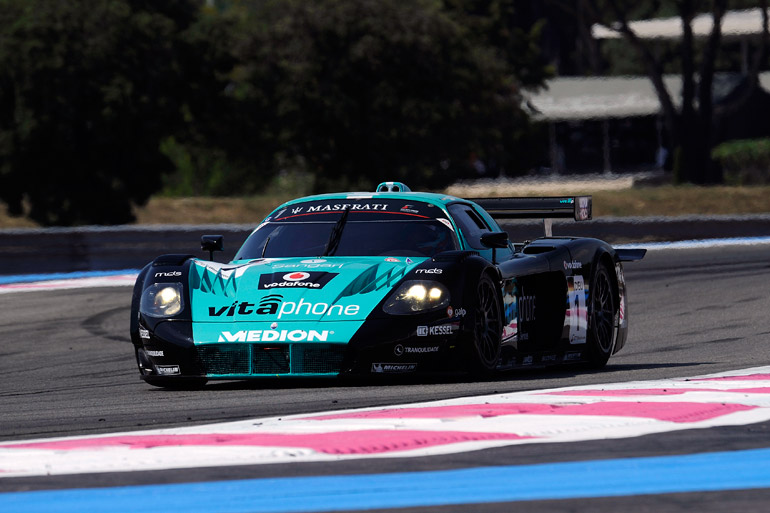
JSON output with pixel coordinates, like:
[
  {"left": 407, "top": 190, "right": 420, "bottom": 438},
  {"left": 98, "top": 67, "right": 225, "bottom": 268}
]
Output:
[{"left": 175, "top": 361, "right": 710, "bottom": 391}]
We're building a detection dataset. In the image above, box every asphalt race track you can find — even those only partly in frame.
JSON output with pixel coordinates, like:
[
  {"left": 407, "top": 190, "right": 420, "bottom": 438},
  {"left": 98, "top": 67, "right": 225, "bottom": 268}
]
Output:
[{"left": 1, "top": 242, "right": 770, "bottom": 511}]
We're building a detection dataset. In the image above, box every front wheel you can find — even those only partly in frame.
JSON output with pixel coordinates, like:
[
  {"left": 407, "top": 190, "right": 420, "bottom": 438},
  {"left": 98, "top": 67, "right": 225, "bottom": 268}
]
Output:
[
  {"left": 586, "top": 263, "right": 617, "bottom": 368},
  {"left": 468, "top": 273, "right": 503, "bottom": 374}
]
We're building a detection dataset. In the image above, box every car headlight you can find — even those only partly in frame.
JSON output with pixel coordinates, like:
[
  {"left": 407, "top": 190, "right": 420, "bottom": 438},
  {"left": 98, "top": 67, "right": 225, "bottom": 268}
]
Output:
[
  {"left": 383, "top": 280, "right": 450, "bottom": 315},
  {"left": 140, "top": 283, "right": 184, "bottom": 317}
]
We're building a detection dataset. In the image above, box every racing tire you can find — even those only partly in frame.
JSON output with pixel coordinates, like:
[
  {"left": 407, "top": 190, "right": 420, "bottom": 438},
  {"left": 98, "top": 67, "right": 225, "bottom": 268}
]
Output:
[
  {"left": 586, "top": 263, "right": 617, "bottom": 368},
  {"left": 468, "top": 273, "right": 503, "bottom": 375},
  {"left": 143, "top": 377, "right": 208, "bottom": 390}
]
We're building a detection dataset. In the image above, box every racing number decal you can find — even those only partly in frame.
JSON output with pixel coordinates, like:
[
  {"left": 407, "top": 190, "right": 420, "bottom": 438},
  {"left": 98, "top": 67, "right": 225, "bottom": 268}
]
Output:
[{"left": 567, "top": 275, "right": 587, "bottom": 344}]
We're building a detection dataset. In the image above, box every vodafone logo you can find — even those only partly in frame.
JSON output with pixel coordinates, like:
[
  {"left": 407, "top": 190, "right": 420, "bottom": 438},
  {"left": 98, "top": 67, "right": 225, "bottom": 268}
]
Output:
[
  {"left": 283, "top": 272, "right": 310, "bottom": 281},
  {"left": 258, "top": 271, "right": 337, "bottom": 290}
]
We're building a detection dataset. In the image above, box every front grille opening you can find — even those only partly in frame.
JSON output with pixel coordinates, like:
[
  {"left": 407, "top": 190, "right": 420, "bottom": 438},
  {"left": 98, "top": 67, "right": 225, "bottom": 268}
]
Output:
[
  {"left": 253, "top": 346, "right": 290, "bottom": 374},
  {"left": 296, "top": 345, "right": 346, "bottom": 374},
  {"left": 198, "top": 343, "right": 346, "bottom": 376},
  {"left": 198, "top": 345, "right": 250, "bottom": 375}
]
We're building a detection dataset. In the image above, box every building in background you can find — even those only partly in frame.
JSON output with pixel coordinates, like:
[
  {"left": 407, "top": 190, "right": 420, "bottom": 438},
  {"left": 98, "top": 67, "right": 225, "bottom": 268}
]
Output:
[{"left": 526, "top": 8, "right": 770, "bottom": 176}]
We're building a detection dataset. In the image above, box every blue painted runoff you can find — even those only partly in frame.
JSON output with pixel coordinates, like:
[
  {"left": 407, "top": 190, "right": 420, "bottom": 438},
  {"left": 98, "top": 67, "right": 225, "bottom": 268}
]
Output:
[
  {"left": 0, "top": 269, "right": 139, "bottom": 285},
  {"left": 2, "top": 447, "right": 770, "bottom": 513}
]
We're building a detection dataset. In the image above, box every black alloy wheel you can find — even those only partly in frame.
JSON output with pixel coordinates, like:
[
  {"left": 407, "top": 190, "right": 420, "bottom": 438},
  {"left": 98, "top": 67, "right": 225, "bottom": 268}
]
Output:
[
  {"left": 587, "top": 263, "right": 617, "bottom": 367},
  {"left": 470, "top": 273, "right": 503, "bottom": 374}
]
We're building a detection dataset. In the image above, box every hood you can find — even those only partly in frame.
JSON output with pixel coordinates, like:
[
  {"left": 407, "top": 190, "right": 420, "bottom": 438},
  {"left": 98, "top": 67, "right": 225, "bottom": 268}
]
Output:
[{"left": 189, "top": 256, "right": 427, "bottom": 323}]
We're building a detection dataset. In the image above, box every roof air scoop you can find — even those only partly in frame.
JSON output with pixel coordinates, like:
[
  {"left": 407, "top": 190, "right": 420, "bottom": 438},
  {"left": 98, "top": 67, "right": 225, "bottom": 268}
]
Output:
[{"left": 376, "top": 181, "right": 411, "bottom": 192}]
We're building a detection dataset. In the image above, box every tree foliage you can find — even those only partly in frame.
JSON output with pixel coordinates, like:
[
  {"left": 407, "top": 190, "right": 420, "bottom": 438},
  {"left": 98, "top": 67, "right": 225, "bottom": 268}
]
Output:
[
  {"left": 587, "top": 0, "right": 769, "bottom": 184},
  {"left": 0, "top": 0, "right": 204, "bottom": 225},
  {"left": 225, "top": 0, "right": 548, "bottom": 192},
  {"left": 0, "top": 0, "right": 549, "bottom": 225}
]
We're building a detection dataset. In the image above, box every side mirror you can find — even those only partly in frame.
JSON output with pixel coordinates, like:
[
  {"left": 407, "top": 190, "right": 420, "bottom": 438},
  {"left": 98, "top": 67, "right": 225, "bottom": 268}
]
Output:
[
  {"left": 480, "top": 231, "right": 509, "bottom": 265},
  {"left": 480, "top": 231, "right": 509, "bottom": 249},
  {"left": 201, "top": 235, "right": 224, "bottom": 261}
]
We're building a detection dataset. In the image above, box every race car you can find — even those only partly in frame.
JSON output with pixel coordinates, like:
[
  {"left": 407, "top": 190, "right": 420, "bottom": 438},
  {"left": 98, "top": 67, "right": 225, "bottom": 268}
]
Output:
[{"left": 130, "top": 181, "right": 645, "bottom": 387}]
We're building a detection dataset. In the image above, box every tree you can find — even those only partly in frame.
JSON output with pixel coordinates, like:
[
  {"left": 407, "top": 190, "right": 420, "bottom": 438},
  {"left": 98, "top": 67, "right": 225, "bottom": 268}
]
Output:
[
  {"left": 227, "top": 0, "right": 549, "bottom": 192},
  {"left": 0, "top": 0, "right": 204, "bottom": 225},
  {"left": 587, "top": 0, "right": 769, "bottom": 184}
]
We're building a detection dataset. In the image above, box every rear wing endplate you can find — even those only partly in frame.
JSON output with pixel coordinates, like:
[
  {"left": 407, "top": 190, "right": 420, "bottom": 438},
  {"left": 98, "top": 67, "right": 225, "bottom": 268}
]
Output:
[{"left": 468, "top": 196, "right": 592, "bottom": 237}]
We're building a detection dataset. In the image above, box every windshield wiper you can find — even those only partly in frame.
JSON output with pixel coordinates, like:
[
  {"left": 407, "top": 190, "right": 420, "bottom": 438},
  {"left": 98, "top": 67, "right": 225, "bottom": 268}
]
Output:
[
  {"left": 322, "top": 207, "right": 351, "bottom": 256},
  {"left": 261, "top": 236, "right": 270, "bottom": 258}
]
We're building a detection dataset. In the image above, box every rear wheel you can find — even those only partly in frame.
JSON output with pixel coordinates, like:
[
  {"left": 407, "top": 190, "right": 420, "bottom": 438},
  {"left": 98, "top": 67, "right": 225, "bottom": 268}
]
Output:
[
  {"left": 469, "top": 273, "right": 503, "bottom": 374},
  {"left": 586, "top": 263, "right": 617, "bottom": 368}
]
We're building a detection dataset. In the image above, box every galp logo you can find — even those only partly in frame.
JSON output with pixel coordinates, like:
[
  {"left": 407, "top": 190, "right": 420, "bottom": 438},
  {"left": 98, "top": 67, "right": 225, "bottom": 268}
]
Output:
[{"left": 258, "top": 271, "right": 337, "bottom": 290}]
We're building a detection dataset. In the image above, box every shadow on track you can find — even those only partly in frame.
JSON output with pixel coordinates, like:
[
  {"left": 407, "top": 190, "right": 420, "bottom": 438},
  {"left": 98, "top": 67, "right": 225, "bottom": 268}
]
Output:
[{"left": 143, "top": 361, "right": 710, "bottom": 392}]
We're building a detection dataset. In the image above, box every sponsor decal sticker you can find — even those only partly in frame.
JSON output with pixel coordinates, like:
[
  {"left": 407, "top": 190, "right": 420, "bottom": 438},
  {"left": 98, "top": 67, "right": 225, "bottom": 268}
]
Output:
[
  {"left": 564, "top": 351, "right": 582, "bottom": 362},
  {"left": 400, "top": 205, "right": 420, "bottom": 214},
  {"left": 616, "top": 263, "right": 627, "bottom": 323},
  {"left": 394, "top": 344, "right": 440, "bottom": 356},
  {"left": 258, "top": 271, "right": 337, "bottom": 290},
  {"left": 208, "top": 295, "right": 360, "bottom": 319},
  {"left": 155, "top": 271, "right": 182, "bottom": 278},
  {"left": 385, "top": 257, "right": 401, "bottom": 263},
  {"left": 417, "top": 325, "right": 453, "bottom": 336},
  {"left": 273, "top": 262, "right": 344, "bottom": 269},
  {"left": 146, "top": 350, "right": 164, "bottom": 357},
  {"left": 578, "top": 196, "right": 591, "bottom": 220},
  {"left": 156, "top": 365, "right": 180, "bottom": 375},
  {"left": 567, "top": 275, "right": 588, "bottom": 344},
  {"left": 438, "top": 218, "right": 455, "bottom": 231},
  {"left": 306, "top": 203, "right": 388, "bottom": 213},
  {"left": 520, "top": 295, "right": 536, "bottom": 322},
  {"left": 218, "top": 330, "right": 331, "bottom": 342},
  {"left": 563, "top": 260, "right": 582, "bottom": 270},
  {"left": 284, "top": 272, "right": 310, "bottom": 281},
  {"left": 139, "top": 327, "right": 150, "bottom": 339},
  {"left": 415, "top": 268, "right": 443, "bottom": 274},
  {"left": 371, "top": 363, "right": 418, "bottom": 373},
  {"left": 447, "top": 306, "right": 467, "bottom": 318}
]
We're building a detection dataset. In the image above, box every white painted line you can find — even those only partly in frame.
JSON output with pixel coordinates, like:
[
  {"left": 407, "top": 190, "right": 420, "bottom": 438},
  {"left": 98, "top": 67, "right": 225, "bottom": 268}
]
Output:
[
  {"left": 1, "top": 235, "right": 767, "bottom": 294},
  {"left": 0, "top": 274, "right": 137, "bottom": 294},
  {"left": 2, "top": 366, "right": 770, "bottom": 478}
]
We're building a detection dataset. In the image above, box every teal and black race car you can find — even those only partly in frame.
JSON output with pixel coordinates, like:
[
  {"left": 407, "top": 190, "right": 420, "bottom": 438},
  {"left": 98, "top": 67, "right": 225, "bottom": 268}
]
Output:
[{"left": 130, "top": 182, "right": 645, "bottom": 387}]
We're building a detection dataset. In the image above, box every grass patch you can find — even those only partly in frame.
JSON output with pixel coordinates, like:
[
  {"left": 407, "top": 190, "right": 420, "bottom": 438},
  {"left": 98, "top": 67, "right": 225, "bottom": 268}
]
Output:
[
  {"left": 1, "top": 185, "right": 769, "bottom": 228},
  {"left": 132, "top": 195, "right": 296, "bottom": 226},
  {"left": 591, "top": 186, "right": 770, "bottom": 217}
]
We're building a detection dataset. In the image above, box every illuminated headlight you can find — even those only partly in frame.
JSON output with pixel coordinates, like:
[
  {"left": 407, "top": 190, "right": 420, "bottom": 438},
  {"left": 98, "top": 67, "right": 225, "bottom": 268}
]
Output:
[
  {"left": 140, "top": 283, "right": 184, "bottom": 317},
  {"left": 383, "top": 281, "right": 450, "bottom": 315}
]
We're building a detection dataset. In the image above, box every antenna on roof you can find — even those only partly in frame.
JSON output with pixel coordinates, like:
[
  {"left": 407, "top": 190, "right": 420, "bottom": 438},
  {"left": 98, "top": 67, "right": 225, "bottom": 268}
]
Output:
[{"left": 376, "top": 182, "right": 411, "bottom": 192}]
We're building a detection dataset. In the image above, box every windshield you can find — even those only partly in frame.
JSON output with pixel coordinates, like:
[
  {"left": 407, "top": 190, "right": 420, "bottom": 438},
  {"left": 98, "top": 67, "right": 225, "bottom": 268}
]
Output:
[{"left": 235, "top": 199, "right": 459, "bottom": 259}]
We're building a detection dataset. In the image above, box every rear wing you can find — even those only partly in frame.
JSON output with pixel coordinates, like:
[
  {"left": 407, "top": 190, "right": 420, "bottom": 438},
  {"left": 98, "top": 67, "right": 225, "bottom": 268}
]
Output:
[{"left": 467, "top": 196, "right": 592, "bottom": 237}]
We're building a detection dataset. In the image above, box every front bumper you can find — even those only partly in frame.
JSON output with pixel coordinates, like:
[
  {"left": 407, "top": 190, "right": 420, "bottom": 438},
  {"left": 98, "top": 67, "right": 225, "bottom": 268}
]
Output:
[{"left": 135, "top": 314, "right": 469, "bottom": 380}]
